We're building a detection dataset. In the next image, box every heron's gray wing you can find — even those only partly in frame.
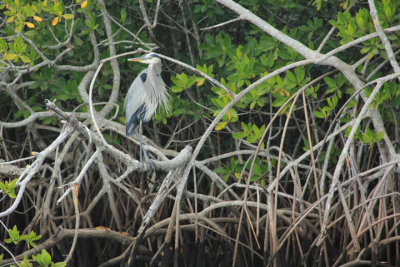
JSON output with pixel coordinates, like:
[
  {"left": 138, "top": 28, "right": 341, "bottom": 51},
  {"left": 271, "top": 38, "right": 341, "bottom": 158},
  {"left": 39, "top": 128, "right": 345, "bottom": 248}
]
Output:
[{"left": 125, "top": 70, "right": 148, "bottom": 136}]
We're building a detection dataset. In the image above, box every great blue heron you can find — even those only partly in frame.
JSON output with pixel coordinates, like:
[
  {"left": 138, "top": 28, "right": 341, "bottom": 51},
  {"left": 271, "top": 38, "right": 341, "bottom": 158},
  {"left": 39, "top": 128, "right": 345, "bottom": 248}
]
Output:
[{"left": 125, "top": 53, "right": 169, "bottom": 163}]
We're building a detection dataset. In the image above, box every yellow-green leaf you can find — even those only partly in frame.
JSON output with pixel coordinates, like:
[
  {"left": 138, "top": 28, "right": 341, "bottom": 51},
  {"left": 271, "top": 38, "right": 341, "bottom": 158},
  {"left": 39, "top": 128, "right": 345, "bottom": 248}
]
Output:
[
  {"left": 15, "top": 24, "right": 24, "bottom": 32},
  {"left": 33, "top": 16, "right": 42, "bottom": 22},
  {"left": 20, "top": 55, "right": 30, "bottom": 63},
  {"left": 52, "top": 17, "right": 59, "bottom": 26},
  {"left": 215, "top": 121, "right": 228, "bottom": 131},
  {"left": 280, "top": 89, "right": 290, "bottom": 97},
  {"left": 197, "top": 78, "right": 205, "bottom": 86},
  {"left": 4, "top": 53, "right": 18, "bottom": 61},
  {"left": 62, "top": 14, "right": 74, "bottom": 19},
  {"left": 25, "top": 22, "right": 35, "bottom": 28},
  {"left": 7, "top": 16, "right": 14, "bottom": 23},
  {"left": 81, "top": 0, "right": 88, "bottom": 8}
]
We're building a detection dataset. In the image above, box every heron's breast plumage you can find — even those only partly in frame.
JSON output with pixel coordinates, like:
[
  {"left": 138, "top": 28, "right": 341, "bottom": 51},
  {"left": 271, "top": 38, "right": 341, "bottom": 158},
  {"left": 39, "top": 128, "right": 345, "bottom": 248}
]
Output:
[{"left": 125, "top": 60, "right": 169, "bottom": 136}]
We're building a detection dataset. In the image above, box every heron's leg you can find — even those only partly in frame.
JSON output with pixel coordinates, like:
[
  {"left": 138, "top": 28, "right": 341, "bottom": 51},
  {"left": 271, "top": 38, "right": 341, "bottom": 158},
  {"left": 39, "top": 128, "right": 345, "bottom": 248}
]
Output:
[
  {"left": 139, "top": 120, "right": 155, "bottom": 169},
  {"left": 138, "top": 120, "right": 144, "bottom": 162}
]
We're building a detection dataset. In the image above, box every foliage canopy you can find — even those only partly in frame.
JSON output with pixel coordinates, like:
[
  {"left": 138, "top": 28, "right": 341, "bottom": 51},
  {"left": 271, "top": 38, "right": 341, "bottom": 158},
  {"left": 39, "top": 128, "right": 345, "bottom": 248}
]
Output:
[{"left": 1, "top": 0, "right": 400, "bottom": 266}]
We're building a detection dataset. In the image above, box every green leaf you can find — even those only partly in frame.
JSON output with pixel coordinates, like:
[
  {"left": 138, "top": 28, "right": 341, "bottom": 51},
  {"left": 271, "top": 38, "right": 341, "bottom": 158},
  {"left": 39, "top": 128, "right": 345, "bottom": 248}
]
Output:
[
  {"left": 229, "top": 108, "right": 238, "bottom": 122},
  {"left": 272, "top": 97, "right": 286, "bottom": 107},
  {"left": 7, "top": 16, "right": 15, "bottom": 23},
  {"left": 5, "top": 225, "right": 21, "bottom": 244},
  {"left": 376, "top": 131, "right": 384, "bottom": 142},
  {"left": 25, "top": 230, "right": 42, "bottom": 248},
  {"left": 360, "top": 46, "right": 371, "bottom": 54},
  {"left": 8, "top": 191, "right": 17, "bottom": 198},
  {"left": 236, "top": 47, "right": 242, "bottom": 59},
  {"left": 223, "top": 34, "right": 231, "bottom": 49},
  {"left": 10, "top": 178, "right": 17, "bottom": 188},
  {"left": 187, "top": 76, "right": 199, "bottom": 88},
  {"left": 214, "top": 167, "right": 228, "bottom": 175},
  {"left": 324, "top": 77, "right": 337, "bottom": 89},
  {"left": 295, "top": 67, "right": 305, "bottom": 83},
  {"left": 4, "top": 53, "right": 18, "bottom": 61},
  {"left": 120, "top": 8, "right": 127, "bottom": 23},
  {"left": 241, "top": 122, "right": 248, "bottom": 133},
  {"left": 171, "top": 86, "right": 183, "bottom": 93},
  {"left": 0, "top": 38, "right": 7, "bottom": 51},
  {"left": 286, "top": 70, "right": 296, "bottom": 83},
  {"left": 180, "top": 73, "right": 188, "bottom": 87},
  {"left": 20, "top": 55, "right": 31, "bottom": 63},
  {"left": 171, "top": 76, "right": 183, "bottom": 87},
  {"left": 33, "top": 249, "right": 52, "bottom": 266},
  {"left": 215, "top": 121, "right": 228, "bottom": 131},
  {"left": 252, "top": 162, "right": 262, "bottom": 176},
  {"left": 62, "top": 14, "right": 74, "bottom": 19},
  {"left": 360, "top": 133, "right": 372, "bottom": 144},
  {"left": 260, "top": 54, "right": 268, "bottom": 66},
  {"left": 42, "top": 250, "right": 51, "bottom": 264},
  {"left": 356, "top": 12, "right": 364, "bottom": 28},
  {"left": 252, "top": 123, "right": 259, "bottom": 133},
  {"left": 247, "top": 135, "right": 257, "bottom": 143},
  {"left": 314, "top": 110, "right": 325, "bottom": 119},
  {"left": 327, "top": 98, "right": 333, "bottom": 108},
  {"left": 54, "top": 2, "right": 64, "bottom": 14},
  {"left": 232, "top": 132, "right": 245, "bottom": 139}
]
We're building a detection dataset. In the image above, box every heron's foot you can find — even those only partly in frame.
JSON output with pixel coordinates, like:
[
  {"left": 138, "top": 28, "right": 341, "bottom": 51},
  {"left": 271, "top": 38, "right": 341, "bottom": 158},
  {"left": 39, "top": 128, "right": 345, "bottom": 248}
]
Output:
[
  {"left": 142, "top": 146, "right": 156, "bottom": 171},
  {"left": 145, "top": 159, "right": 156, "bottom": 171}
]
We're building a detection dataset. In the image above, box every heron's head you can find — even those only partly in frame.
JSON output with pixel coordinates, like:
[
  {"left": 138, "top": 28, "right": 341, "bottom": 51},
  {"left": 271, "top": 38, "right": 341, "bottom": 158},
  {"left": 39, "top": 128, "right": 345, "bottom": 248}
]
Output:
[{"left": 128, "top": 53, "right": 160, "bottom": 65}]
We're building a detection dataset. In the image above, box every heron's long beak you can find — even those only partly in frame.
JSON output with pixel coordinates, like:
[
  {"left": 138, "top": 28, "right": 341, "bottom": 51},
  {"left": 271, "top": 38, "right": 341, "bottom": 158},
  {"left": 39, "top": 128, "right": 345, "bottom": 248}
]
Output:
[{"left": 128, "top": 57, "right": 146, "bottom": 62}]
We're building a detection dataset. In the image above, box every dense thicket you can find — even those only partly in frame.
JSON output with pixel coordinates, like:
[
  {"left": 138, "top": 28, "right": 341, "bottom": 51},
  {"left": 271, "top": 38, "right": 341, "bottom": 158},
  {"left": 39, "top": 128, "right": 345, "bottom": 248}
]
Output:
[{"left": 1, "top": 0, "right": 400, "bottom": 266}]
